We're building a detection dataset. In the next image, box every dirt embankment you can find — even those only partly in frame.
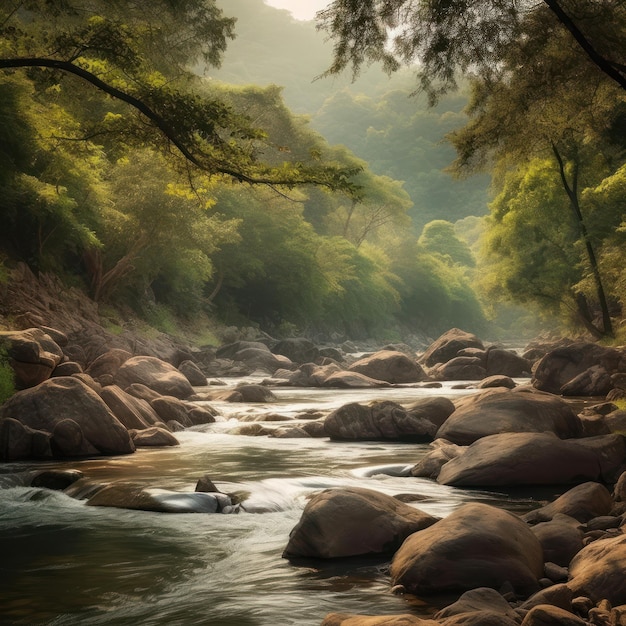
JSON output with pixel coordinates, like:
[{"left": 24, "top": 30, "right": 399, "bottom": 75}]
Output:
[{"left": 0, "top": 263, "right": 198, "bottom": 365}]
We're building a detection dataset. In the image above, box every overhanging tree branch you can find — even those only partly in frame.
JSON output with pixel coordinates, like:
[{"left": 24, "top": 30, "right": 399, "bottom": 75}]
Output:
[
  {"left": 544, "top": 0, "right": 626, "bottom": 92},
  {"left": 0, "top": 57, "right": 358, "bottom": 191}
]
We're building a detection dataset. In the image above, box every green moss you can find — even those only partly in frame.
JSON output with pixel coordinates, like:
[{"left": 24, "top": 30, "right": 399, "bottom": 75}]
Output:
[{"left": 0, "top": 348, "right": 15, "bottom": 404}]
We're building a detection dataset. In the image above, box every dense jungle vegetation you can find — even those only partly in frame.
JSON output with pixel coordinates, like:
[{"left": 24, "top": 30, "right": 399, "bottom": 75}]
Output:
[{"left": 1, "top": 0, "right": 625, "bottom": 343}]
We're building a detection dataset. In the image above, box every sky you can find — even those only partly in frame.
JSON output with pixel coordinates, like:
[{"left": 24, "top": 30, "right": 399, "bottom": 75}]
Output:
[{"left": 264, "top": 0, "right": 330, "bottom": 21}]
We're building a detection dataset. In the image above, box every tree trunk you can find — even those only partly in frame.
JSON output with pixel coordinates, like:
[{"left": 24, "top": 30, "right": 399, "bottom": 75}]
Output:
[{"left": 552, "top": 144, "right": 614, "bottom": 338}]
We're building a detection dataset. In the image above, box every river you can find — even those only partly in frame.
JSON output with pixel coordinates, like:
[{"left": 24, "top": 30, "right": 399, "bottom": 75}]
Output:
[{"left": 0, "top": 377, "right": 547, "bottom": 625}]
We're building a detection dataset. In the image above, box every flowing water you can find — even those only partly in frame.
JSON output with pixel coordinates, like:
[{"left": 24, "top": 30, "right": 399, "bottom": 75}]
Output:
[{"left": 0, "top": 378, "right": 546, "bottom": 625}]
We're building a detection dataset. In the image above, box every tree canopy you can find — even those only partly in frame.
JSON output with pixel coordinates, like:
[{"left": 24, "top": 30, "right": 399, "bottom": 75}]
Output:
[{"left": 0, "top": 0, "right": 359, "bottom": 191}]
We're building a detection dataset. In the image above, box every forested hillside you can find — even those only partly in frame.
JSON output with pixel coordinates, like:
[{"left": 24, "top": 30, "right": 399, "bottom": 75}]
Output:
[
  {"left": 2, "top": 0, "right": 623, "bottom": 344},
  {"left": 0, "top": 0, "right": 489, "bottom": 343}
]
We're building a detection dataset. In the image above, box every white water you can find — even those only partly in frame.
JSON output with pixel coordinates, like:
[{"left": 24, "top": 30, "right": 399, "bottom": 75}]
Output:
[{"left": 0, "top": 379, "right": 542, "bottom": 625}]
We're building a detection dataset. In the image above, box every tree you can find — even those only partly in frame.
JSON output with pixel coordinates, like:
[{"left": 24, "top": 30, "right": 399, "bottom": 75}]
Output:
[
  {"left": 0, "top": 0, "right": 359, "bottom": 192},
  {"left": 418, "top": 220, "right": 475, "bottom": 267},
  {"left": 317, "top": 1, "right": 626, "bottom": 102}
]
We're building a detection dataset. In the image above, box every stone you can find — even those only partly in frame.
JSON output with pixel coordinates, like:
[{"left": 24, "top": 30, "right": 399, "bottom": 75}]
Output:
[
  {"left": 234, "top": 384, "right": 277, "bottom": 402},
  {"left": 520, "top": 583, "right": 574, "bottom": 612},
  {"left": 321, "top": 371, "right": 393, "bottom": 388},
  {"left": 100, "top": 385, "right": 162, "bottom": 430},
  {"left": 129, "top": 426, "right": 179, "bottom": 446},
  {"left": 568, "top": 534, "right": 626, "bottom": 605},
  {"left": 420, "top": 328, "right": 485, "bottom": 367},
  {"left": 520, "top": 604, "right": 586, "bottom": 625},
  {"left": 523, "top": 482, "right": 614, "bottom": 524},
  {"left": 51, "top": 361, "right": 83, "bottom": 377},
  {"left": 0, "top": 328, "right": 64, "bottom": 389},
  {"left": 0, "top": 417, "right": 51, "bottom": 460},
  {"left": 51, "top": 418, "right": 99, "bottom": 457},
  {"left": 434, "top": 587, "right": 519, "bottom": 622},
  {"left": 477, "top": 374, "right": 516, "bottom": 389},
  {"left": 178, "top": 360, "right": 207, "bottom": 386},
  {"left": 532, "top": 343, "right": 625, "bottom": 395},
  {"left": 114, "top": 355, "right": 194, "bottom": 398},
  {"left": 86, "top": 483, "right": 221, "bottom": 513},
  {"left": 0, "top": 376, "right": 134, "bottom": 457},
  {"left": 432, "top": 356, "right": 486, "bottom": 381},
  {"left": 283, "top": 486, "right": 438, "bottom": 559},
  {"left": 31, "top": 469, "right": 84, "bottom": 490},
  {"left": 561, "top": 365, "right": 614, "bottom": 397},
  {"left": 271, "top": 337, "right": 319, "bottom": 364},
  {"left": 436, "top": 387, "right": 582, "bottom": 445},
  {"left": 324, "top": 401, "right": 438, "bottom": 441},
  {"left": 485, "top": 347, "right": 532, "bottom": 377},
  {"left": 321, "top": 615, "right": 437, "bottom": 626},
  {"left": 531, "top": 520, "right": 584, "bottom": 566},
  {"left": 85, "top": 348, "right": 133, "bottom": 380},
  {"left": 348, "top": 350, "right": 427, "bottom": 383},
  {"left": 410, "top": 441, "right": 464, "bottom": 479},
  {"left": 438, "top": 432, "right": 601, "bottom": 487},
  {"left": 390, "top": 502, "right": 543, "bottom": 597}
]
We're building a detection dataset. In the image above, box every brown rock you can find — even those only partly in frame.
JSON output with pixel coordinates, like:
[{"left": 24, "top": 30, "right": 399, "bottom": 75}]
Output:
[
  {"left": 324, "top": 401, "right": 438, "bottom": 441},
  {"left": 283, "top": 486, "right": 438, "bottom": 559},
  {"left": 0, "top": 328, "right": 64, "bottom": 389},
  {"left": 533, "top": 343, "right": 625, "bottom": 395},
  {"left": 523, "top": 482, "right": 613, "bottom": 524},
  {"left": 436, "top": 387, "right": 582, "bottom": 445},
  {"left": 0, "top": 376, "right": 134, "bottom": 456},
  {"left": 420, "top": 328, "right": 485, "bottom": 367},
  {"left": 348, "top": 350, "right": 427, "bottom": 383},
  {"left": 100, "top": 385, "right": 162, "bottom": 430},
  {"left": 114, "top": 356, "right": 194, "bottom": 398},
  {"left": 438, "top": 432, "right": 600, "bottom": 487},
  {"left": 390, "top": 502, "right": 543, "bottom": 597},
  {"left": 520, "top": 604, "right": 586, "bottom": 625},
  {"left": 321, "top": 615, "right": 437, "bottom": 626},
  {"left": 129, "top": 426, "right": 179, "bottom": 447}
]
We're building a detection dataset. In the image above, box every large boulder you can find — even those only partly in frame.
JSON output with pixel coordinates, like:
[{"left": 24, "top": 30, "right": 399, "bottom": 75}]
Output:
[
  {"left": 532, "top": 342, "right": 626, "bottom": 395},
  {"left": 420, "top": 328, "right": 484, "bottom": 367},
  {"left": 523, "top": 482, "right": 613, "bottom": 524},
  {"left": 271, "top": 337, "right": 319, "bottom": 365},
  {"left": 287, "top": 362, "right": 342, "bottom": 386},
  {"left": 530, "top": 518, "right": 584, "bottom": 567},
  {"left": 0, "top": 417, "right": 52, "bottom": 460},
  {"left": 568, "top": 534, "right": 626, "bottom": 605},
  {"left": 114, "top": 356, "right": 194, "bottom": 398},
  {"left": 0, "top": 328, "right": 64, "bottom": 389},
  {"left": 485, "top": 347, "right": 532, "bottom": 378},
  {"left": 177, "top": 360, "right": 207, "bottom": 386},
  {"left": 0, "top": 376, "right": 134, "bottom": 456},
  {"left": 283, "top": 486, "right": 438, "bottom": 559},
  {"left": 436, "top": 388, "right": 582, "bottom": 445},
  {"left": 390, "top": 502, "right": 543, "bottom": 596},
  {"left": 85, "top": 348, "right": 132, "bottom": 380},
  {"left": 437, "top": 432, "right": 601, "bottom": 487},
  {"left": 348, "top": 350, "right": 427, "bottom": 384},
  {"left": 324, "top": 400, "right": 442, "bottom": 441},
  {"left": 99, "top": 385, "right": 163, "bottom": 430},
  {"left": 431, "top": 356, "right": 486, "bottom": 381},
  {"left": 232, "top": 347, "right": 289, "bottom": 373}
]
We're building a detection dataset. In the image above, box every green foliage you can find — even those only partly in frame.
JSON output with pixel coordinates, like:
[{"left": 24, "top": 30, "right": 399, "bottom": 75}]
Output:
[
  {"left": 0, "top": 348, "right": 15, "bottom": 405},
  {"left": 418, "top": 220, "right": 475, "bottom": 267},
  {"left": 0, "top": 0, "right": 360, "bottom": 193},
  {"left": 312, "top": 84, "right": 490, "bottom": 230}
]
